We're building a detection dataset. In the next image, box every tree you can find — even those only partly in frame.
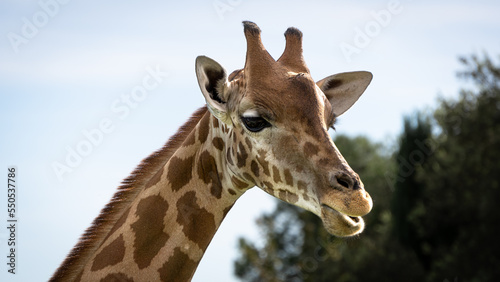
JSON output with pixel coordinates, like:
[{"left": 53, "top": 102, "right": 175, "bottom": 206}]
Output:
[
  {"left": 410, "top": 54, "right": 500, "bottom": 281},
  {"left": 391, "top": 113, "right": 434, "bottom": 271}
]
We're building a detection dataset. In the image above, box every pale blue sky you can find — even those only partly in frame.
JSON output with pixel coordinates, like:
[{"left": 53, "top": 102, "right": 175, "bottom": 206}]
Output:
[{"left": 1, "top": 0, "right": 499, "bottom": 281}]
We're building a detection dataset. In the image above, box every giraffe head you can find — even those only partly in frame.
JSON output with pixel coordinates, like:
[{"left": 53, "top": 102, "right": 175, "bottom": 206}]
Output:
[{"left": 195, "top": 21, "right": 373, "bottom": 237}]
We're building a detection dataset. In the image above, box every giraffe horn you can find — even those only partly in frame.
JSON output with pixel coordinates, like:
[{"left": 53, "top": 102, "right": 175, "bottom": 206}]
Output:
[
  {"left": 277, "top": 27, "right": 310, "bottom": 74},
  {"left": 242, "top": 21, "right": 276, "bottom": 78}
]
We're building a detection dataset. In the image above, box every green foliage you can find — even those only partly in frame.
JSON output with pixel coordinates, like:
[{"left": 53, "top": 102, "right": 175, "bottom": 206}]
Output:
[
  {"left": 391, "top": 113, "right": 434, "bottom": 270},
  {"left": 412, "top": 54, "right": 500, "bottom": 281},
  {"left": 234, "top": 203, "right": 303, "bottom": 281},
  {"left": 234, "top": 54, "right": 500, "bottom": 282}
]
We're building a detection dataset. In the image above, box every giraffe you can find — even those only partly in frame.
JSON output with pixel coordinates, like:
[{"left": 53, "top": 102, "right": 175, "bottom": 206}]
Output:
[{"left": 51, "top": 21, "right": 373, "bottom": 281}]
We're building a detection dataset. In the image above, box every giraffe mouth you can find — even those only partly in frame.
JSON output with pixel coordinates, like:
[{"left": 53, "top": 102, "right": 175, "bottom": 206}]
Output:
[{"left": 320, "top": 204, "right": 365, "bottom": 237}]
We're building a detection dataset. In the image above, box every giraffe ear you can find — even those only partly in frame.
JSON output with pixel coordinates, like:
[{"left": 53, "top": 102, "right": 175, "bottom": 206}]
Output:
[
  {"left": 195, "top": 56, "right": 230, "bottom": 123},
  {"left": 317, "top": 71, "right": 372, "bottom": 117}
]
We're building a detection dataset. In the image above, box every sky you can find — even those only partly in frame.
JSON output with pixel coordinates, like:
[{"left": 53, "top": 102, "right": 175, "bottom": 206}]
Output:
[{"left": 0, "top": 0, "right": 499, "bottom": 281}]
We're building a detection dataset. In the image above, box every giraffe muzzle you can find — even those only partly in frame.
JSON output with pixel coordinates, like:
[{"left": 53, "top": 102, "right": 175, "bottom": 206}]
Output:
[
  {"left": 320, "top": 204, "right": 366, "bottom": 237},
  {"left": 317, "top": 171, "right": 373, "bottom": 237}
]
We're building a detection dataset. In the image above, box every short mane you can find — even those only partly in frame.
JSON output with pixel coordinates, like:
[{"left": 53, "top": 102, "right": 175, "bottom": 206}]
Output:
[{"left": 51, "top": 106, "right": 208, "bottom": 281}]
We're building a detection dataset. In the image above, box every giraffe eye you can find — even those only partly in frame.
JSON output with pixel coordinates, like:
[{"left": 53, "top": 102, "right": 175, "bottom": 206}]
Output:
[{"left": 241, "top": 116, "right": 271, "bottom": 132}]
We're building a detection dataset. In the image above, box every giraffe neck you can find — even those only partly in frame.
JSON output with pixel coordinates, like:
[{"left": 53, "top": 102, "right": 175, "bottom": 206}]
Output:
[{"left": 52, "top": 107, "right": 251, "bottom": 281}]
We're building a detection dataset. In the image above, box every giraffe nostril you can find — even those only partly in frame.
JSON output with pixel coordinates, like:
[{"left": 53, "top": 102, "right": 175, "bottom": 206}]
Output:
[
  {"left": 332, "top": 173, "right": 357, "bottom": 190},
  {"left": 337, "top": 177, "right": 350, "bottom": 189}
]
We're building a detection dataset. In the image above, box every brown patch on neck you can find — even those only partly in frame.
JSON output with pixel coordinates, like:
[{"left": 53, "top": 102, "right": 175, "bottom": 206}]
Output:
[
  {"left": 90, "top": 234, "right": 126, "bottom": 271},
  {"left": 197, "top": 113, "right": 211, "bottom": 143},
  {"left": 131, "top": 195, "right": 170, "bottom": 269},
  {"left": 51, "top": 107, "right": 208, "bottom": 281},
  {"left": 167, "top": 155, "right": 195, "bottom": 192},
  {"left": 176, "top": 191, "right": 216, "bottom": 250},
  {"left": 100, "top": 272, "right": 133, "bottom": 282},
  {"left": 158, "top": 247, "right": 198, "bottom": 281},
  {"left": 212, "top": 137, "right": 224, "bottom": 151},
  {"left": 197, "top": 151, "right": 223, "bottom": 199}
]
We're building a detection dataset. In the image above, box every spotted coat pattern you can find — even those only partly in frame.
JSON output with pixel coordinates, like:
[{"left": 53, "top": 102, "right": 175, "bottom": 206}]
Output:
[{"left": 51, "top": 21, "right": 373, "bottom": 282}]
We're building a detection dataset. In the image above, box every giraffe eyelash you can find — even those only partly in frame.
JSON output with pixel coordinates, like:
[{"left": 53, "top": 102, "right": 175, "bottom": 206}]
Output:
[{"left": 329, "top": 117, "right": 337, "bottom": 131}]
